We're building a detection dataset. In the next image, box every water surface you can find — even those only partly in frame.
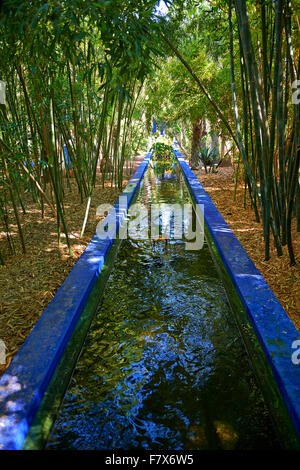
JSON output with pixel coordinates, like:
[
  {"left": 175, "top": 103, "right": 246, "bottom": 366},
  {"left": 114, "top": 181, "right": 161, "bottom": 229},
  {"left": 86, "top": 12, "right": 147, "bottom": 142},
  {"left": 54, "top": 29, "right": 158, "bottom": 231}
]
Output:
[{"left": 47, "top": 165, "right": 279, "bottom": 450}]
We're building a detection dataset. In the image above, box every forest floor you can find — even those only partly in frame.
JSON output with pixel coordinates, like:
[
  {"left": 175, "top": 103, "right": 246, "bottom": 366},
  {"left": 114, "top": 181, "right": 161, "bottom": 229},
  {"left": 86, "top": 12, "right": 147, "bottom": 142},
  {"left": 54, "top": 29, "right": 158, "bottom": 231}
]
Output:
[
  {"left": 0, "top": 176, "right": 127, "bottom": 376},
  {"left": 0, "top": 163, "right": 299, "bottom": 378},
  {"left": 193, "top": 166, "right": 300, "bottom": 333}
]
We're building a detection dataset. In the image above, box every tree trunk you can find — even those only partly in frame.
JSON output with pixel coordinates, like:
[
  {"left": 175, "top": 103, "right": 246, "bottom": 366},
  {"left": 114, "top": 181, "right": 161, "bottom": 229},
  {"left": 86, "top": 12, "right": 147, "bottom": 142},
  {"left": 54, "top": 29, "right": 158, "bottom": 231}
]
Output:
[{"left": 191, "top": 119, "right": 206, "bottom": 169}]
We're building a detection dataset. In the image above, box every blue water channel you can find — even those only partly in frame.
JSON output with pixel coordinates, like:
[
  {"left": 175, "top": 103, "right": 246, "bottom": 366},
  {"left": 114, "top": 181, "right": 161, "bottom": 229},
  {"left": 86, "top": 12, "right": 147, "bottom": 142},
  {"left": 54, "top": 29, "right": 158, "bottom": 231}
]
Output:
[{"left": 46, "top": 164, "right": 280, "bottom": 450}]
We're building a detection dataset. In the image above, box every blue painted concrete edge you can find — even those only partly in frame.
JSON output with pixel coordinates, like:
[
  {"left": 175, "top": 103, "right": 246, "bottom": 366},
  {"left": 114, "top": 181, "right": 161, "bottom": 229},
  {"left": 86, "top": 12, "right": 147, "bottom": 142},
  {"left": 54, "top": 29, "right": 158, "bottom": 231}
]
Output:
[
  {"left": 0, "top": 151, "right": 152, "bottom": 450},
  {"left": 174, "top": 148, "right": 300, "bottom": 439}
]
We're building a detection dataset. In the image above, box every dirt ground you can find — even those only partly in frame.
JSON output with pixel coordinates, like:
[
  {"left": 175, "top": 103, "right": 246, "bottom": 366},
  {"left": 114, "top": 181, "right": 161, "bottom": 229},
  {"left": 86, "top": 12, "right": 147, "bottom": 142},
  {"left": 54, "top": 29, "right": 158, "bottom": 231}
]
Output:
[
  {"left": 0, "top": 164, "right": 299, "bottom": 377},
  {"left": 0, "top": 176, "right": 126, "bottom": 376},
  {"left": 193, "top": 166, "right": 300, "bottom": 333}
]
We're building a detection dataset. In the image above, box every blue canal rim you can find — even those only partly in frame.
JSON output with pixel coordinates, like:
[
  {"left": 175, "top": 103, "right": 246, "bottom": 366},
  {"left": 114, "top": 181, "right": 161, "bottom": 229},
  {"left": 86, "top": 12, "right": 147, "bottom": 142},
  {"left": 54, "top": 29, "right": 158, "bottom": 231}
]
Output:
[
  {"left": 0, "top": 147, "right": 299, "bottom": 449},
  {"left": 174, "top": 148, "right": 300, "bottom": 447}
]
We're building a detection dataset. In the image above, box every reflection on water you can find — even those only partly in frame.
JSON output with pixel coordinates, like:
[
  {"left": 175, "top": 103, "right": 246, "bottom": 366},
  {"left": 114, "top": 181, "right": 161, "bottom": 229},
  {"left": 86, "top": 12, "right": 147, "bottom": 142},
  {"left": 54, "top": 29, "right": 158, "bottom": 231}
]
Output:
[{"left": 47, "top": 166, "right": 280, "bottom": 450}]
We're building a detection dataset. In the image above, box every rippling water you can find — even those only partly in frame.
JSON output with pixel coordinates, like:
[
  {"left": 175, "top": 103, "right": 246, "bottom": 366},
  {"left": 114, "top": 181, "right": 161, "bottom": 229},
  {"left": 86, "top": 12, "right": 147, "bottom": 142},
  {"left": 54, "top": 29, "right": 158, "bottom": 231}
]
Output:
[{"left": 47, "top": 165, "right": 280, "bottom": 450}]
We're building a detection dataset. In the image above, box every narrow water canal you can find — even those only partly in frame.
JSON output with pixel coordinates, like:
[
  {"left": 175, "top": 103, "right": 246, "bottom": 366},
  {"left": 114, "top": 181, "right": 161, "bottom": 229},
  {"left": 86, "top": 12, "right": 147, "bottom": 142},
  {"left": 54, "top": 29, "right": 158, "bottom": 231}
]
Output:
[{"left": 47, "top": 163, "right": 280, "bottom": 450}]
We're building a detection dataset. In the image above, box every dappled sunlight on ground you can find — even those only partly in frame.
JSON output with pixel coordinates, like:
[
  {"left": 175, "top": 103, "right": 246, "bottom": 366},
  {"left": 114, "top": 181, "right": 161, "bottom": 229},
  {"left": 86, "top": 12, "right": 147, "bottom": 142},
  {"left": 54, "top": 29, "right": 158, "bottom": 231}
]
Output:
[
  {"left": 213, "top": 420, "right": 239, "bottom": 450},
  {"left": 202, "top": 186, "right": 223, "bottom": 192}
]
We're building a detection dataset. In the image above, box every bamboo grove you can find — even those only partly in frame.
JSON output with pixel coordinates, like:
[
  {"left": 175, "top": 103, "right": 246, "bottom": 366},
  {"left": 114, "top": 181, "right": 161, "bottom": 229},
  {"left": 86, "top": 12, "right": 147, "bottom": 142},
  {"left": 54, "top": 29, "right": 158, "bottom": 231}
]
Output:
[
  {"left": 230, "top": 0, "right": 299, "bottom": 265},
  {"left": 0, "top": 0, "right": 162, "bottom": 262}
]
